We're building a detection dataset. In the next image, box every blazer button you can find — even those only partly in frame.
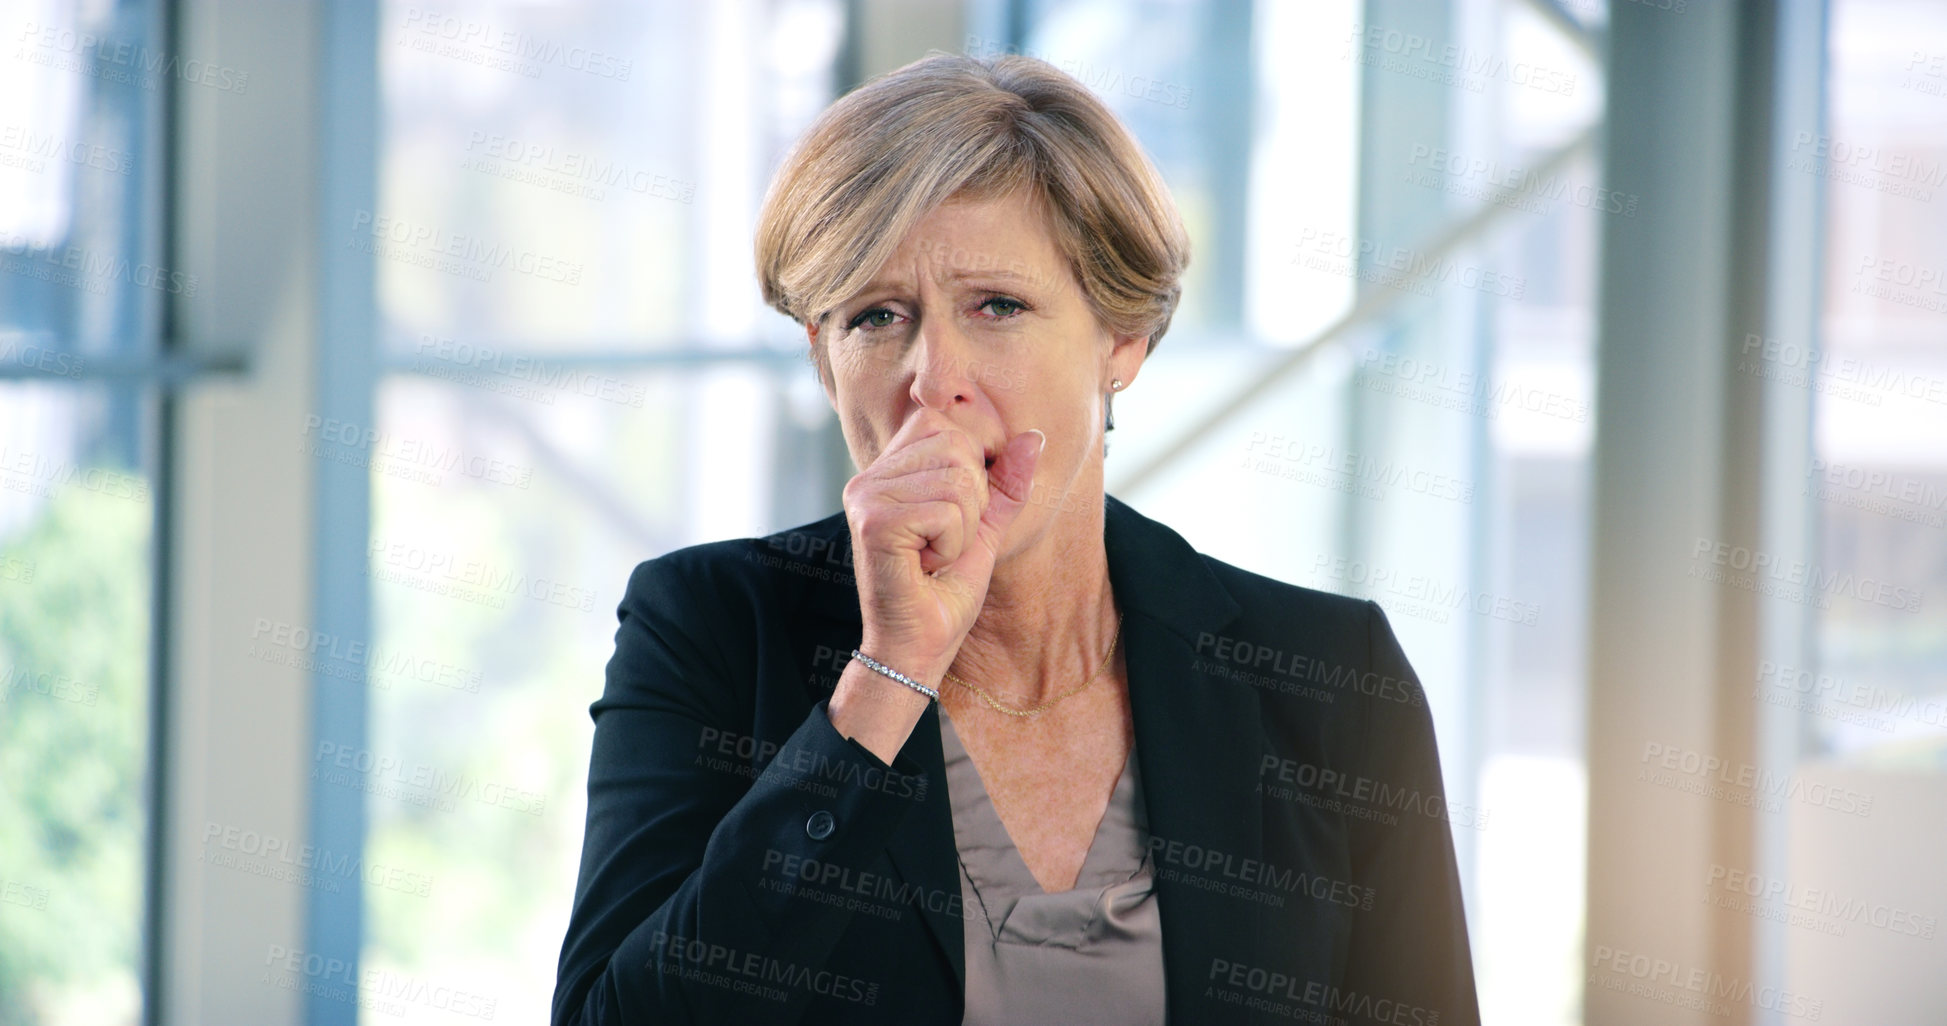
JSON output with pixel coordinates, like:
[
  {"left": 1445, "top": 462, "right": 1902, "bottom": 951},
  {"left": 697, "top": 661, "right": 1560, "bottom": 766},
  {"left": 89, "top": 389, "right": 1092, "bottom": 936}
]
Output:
[{"left": 805, "top": 810, "right": 836, "bottom": 840}]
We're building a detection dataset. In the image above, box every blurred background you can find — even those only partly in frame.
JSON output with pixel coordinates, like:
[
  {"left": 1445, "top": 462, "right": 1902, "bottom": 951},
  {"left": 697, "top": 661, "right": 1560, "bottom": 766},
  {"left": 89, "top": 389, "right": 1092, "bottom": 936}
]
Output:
[{"left": 0, "top": 0, "right": 1942, "bottom": 1023}]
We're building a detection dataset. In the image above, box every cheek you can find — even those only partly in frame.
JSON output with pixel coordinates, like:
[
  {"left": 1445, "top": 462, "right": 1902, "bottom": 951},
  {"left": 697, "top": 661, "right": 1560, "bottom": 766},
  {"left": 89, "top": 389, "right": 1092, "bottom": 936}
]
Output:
[{"left": 839, "top": 411, "right": 883, "bottom": 470}]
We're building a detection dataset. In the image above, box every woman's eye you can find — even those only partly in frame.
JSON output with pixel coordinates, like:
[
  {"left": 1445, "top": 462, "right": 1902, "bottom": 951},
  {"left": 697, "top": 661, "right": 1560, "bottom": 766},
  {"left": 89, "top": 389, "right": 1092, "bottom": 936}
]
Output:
[
  {"left": 847, "top": 307, "right": 901, "bottom": 331},
  {"left": 980, "top": 297, "right": 1025, "bottom": 318}
]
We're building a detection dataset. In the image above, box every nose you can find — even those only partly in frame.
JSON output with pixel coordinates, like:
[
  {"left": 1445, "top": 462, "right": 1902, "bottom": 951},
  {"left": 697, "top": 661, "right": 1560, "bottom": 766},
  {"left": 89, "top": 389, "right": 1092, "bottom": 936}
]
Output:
[{"left": 908, "top": 317, "right": 976, "bottom": 410}]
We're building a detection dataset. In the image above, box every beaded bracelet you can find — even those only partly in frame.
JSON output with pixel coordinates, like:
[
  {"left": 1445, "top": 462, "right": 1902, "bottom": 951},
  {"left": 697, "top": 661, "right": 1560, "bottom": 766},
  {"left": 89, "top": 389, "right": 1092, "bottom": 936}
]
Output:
[{"left": 850, "top": 649, "right": 940, "bottom": 702}]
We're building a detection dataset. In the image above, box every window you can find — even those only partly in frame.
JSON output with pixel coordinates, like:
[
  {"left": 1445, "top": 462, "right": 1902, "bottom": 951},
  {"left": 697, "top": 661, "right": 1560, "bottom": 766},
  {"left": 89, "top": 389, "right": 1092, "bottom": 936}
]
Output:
[
  {"left": 362, "top": 1, "right": 846, "bottom": 1018},
  {"left": 0, "top": 1, "right": 171, "bottom": 1023}
]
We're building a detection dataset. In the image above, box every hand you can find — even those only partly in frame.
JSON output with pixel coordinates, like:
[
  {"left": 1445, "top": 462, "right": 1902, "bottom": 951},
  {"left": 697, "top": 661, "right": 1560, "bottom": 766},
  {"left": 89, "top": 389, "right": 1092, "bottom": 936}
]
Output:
[{"left": 841, "top": 408, "right": 1045, "bottom": 684}]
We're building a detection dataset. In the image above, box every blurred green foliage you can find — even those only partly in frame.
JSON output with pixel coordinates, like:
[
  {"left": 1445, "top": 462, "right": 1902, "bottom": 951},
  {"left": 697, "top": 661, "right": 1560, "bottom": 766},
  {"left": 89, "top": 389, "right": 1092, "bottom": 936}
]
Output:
[{"left": 0, "top": 485, "right": 148, "bottom": 1026}]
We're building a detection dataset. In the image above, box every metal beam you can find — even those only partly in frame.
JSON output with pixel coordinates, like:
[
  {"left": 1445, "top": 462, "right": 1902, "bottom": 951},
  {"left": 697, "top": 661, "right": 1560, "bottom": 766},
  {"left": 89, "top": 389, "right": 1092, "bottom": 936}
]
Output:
[
  {"left": 1583, "top": 4, "right": 1774, "bottom": 1023},
  {"left": 1113, "top": 128, "right": 1595, "bottom": 495}
]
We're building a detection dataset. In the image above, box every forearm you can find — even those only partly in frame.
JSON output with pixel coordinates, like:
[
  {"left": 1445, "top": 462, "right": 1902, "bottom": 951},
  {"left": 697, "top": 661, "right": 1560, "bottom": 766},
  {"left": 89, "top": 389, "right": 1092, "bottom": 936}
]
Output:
[
  {"left": 826, "top": 652, "right": 937, "bottom": 765},
  {"left": 556, "top": 700, "right": 928, "bottom": 1025}
]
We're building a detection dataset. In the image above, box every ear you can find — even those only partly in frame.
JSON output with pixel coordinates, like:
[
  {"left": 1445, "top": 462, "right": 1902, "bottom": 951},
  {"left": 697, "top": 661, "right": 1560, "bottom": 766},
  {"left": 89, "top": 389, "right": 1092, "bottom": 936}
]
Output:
[
  {"left": 807, "top": 318, "right": 838, "bottom": 406},
  {"left": 1106, "top": 332, "right": 1150, "bottom": 392}
]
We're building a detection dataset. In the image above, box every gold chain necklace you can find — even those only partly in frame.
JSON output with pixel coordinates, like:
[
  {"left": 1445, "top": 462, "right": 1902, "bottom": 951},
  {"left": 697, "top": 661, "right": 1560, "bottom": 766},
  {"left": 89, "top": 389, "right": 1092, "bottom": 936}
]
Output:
[{"left": 944, "top": 615, "right": 1123, "bottom": 720}]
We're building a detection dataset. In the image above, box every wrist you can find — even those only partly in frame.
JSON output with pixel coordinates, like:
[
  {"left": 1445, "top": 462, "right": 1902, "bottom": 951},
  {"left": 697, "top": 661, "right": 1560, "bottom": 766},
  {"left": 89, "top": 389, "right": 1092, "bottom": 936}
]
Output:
[
  {"left": 828, "top": 660, "right": 931, "bottom": 764},
  {"left": 850, "top": 648, "right": 941, "bottom": 702},
  {"left": 855, "top": 634, "right": 954, "bottom": 688}
]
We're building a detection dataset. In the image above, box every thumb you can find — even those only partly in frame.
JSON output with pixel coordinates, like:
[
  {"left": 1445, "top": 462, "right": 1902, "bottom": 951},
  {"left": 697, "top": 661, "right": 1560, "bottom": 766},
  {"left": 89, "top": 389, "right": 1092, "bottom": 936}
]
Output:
[
  {"left": 980, "top": 428, "right": 1045, "bottom": 540},
  {"left": 932, "top": 429, "right": 1044, "bottom": 602}
]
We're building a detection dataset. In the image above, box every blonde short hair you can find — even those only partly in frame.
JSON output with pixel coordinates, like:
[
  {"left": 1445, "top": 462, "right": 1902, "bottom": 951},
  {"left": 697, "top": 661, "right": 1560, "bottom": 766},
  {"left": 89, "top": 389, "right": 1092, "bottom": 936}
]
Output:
[{"left": 755, "top": 52, "right": 1190, "bottom": 355}]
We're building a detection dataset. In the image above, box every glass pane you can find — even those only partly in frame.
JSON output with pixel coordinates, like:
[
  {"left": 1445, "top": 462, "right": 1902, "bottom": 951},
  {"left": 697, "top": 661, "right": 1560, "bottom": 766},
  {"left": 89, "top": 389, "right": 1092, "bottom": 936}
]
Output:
[
  {"left": 366, "top": 0, "right": 844, "bottom": 1019},
  {"left": 0, "top": 380, "right": 153, "bottom": 1026},
  {"left": 1781, "top": 0, "right": 1947, "bottom": 1018},
  {"left": 0, "top": 0, "right": 163, "bottom": 1023},
  {"left": 1113, "top": 2, "right": 1604, "bottom": 1024},
  {"left": 0, "top": 0, "right": 166, "bottom": 363},
  {"left": 373, "top": 0, "right": 842, "bottom": 358},
  {"left": 1005, "top": 0, "right": 1226, "bottom": 334}
]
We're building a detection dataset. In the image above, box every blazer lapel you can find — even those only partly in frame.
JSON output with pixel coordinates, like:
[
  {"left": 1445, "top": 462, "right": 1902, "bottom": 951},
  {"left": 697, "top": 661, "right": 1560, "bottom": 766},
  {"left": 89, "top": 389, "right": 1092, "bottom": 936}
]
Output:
[
  {"left": 881, "top": 704, "right": 967, "bottom": 992},
  {"left": 1105, "top": 496, "right": 1267, "bottom": 1021},
  {"left": 788, "top": 497, "right": 1266, "bottom": 1017}
]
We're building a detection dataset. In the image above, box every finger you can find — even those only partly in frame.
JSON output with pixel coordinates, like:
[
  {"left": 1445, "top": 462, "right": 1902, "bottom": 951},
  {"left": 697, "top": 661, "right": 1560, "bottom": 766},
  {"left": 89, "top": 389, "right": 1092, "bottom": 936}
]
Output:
[
  {"left": 935, "top": 428, "right": 1043, "bottom": 596},
  {"left": 981, "top": 428, "right": 1045, "bottom": 539},
  {"left": 870, "top": 431, "right": 985, "bottom": 545},
  {"left": 913, "top": 501, "right": 967, "bottom": 575},
  {"left": 855, "top": 497, "right": 963, "bottom": 573},
  {"left": 876, "top": 460, "right": 981, "bottom": 531},
  {"left": 872, "top": 443, "right": 983, "bottom": 491},
  {"left": 872, "top": 407, "right": 971, "bottom": 472}
]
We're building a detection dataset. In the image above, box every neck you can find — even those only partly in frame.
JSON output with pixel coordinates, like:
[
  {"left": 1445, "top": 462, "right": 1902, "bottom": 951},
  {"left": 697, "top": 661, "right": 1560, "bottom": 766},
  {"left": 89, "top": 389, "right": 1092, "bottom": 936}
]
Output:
[{"left": 949, "top": 486, "right": 1119, "bottom": 707}]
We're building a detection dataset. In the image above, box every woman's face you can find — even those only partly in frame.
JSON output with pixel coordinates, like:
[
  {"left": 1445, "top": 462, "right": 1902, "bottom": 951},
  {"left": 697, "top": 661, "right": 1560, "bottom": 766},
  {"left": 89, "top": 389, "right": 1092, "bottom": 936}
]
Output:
[{"left": 811, "top": 189, "right": 1148, "bottom": 561}]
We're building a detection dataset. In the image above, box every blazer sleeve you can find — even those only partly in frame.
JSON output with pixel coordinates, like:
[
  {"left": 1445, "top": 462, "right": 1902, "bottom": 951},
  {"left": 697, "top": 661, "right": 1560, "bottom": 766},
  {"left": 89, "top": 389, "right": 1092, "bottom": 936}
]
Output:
[
  {"left": 551, "top": 553, "right": 929, "bottom": 1025},
  {"left": 1341, "top": 600, "right": 1482, "bottom": 1025}
]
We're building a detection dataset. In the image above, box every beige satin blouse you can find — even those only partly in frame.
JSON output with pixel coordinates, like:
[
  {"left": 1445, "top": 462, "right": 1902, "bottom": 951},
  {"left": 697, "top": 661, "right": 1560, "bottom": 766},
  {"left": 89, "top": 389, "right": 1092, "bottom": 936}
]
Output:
[{"left": 938, "top": 709, "right": 1167, "bottom": 1025}]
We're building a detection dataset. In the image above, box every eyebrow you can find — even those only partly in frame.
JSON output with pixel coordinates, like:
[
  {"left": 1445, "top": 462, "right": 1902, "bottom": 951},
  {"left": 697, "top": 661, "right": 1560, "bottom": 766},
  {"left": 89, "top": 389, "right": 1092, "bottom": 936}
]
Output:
[{"left": 852, "top": 264, "right": 1053, "bottom": 297}]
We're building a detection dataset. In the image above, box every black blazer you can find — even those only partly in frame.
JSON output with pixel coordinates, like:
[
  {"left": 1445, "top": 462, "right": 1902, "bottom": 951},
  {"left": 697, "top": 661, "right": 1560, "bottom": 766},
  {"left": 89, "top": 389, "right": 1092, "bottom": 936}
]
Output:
[{"left": 554, "top": 495, "right": 1480, "bottom": 1025}]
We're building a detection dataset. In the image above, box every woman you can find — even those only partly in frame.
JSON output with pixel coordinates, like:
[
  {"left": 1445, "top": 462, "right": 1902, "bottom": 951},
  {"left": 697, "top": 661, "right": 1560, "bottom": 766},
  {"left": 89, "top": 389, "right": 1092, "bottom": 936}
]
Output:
[{"left": 554, "top": 53, "right": 1478, "bottom": 1025}]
